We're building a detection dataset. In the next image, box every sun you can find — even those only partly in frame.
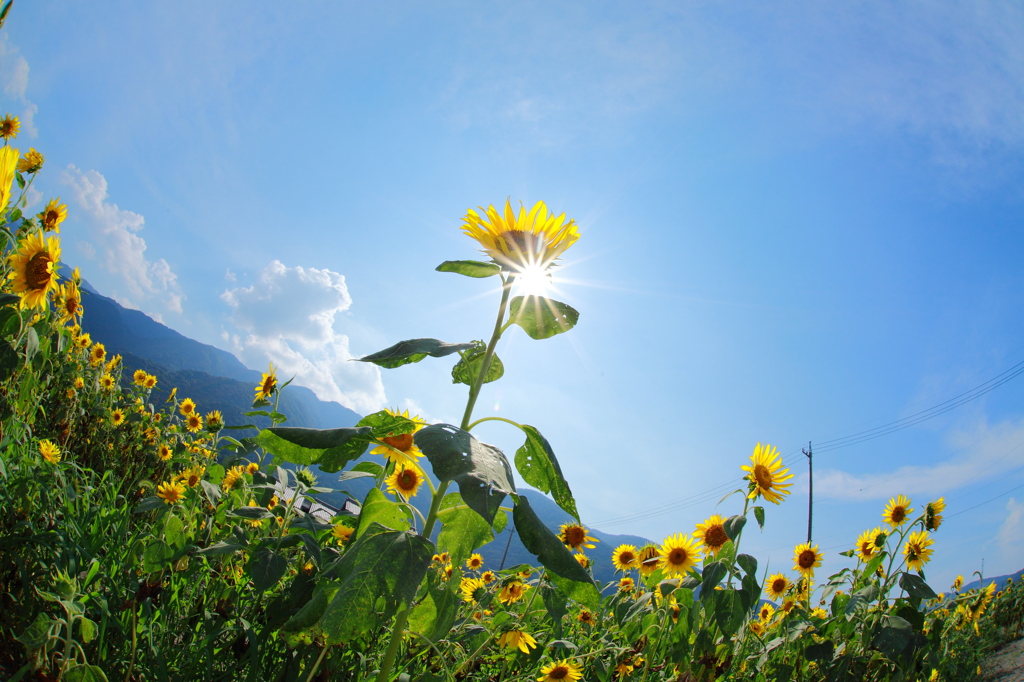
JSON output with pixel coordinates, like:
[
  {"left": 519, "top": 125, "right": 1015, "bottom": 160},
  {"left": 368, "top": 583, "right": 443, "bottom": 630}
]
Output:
[{"left": 514, "top": 263, "right": 554, "bottom": 297}]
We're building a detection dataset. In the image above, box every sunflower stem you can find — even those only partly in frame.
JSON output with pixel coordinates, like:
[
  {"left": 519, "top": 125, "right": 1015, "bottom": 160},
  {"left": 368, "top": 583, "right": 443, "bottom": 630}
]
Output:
[{"left": 459, "top": 273, "right": 515, "bottom": 432}]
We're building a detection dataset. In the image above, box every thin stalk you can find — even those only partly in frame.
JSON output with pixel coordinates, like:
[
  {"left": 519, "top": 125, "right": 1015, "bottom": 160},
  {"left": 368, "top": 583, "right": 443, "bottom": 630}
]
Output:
[
  {"left": 459, "top": 274, "right": 515, "bottom": 432},
  {"left": 304, "top": 643, "right": 330, "bottom": 682}
]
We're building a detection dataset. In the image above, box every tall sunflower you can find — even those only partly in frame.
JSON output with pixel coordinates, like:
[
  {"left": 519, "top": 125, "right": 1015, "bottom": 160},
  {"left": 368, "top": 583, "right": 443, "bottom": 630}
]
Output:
[
  {"left": 89, "top": 343, "right": 106, "bottom": 367},
  {"left": 611, "top": 544, "right": 638, "bottom": 572},
  {"left": 883, "top": 495, "right": 914, "bottom": 528},
  {"left": 694, "top": 514, "right": 731, "bottom": 555},
  {"left": 461, "top": 199, "right": 579, "bottom": 272},
  {"left": 902, "top": 531, "right": 933, "bottom": 573},
  {"left": 254, "top": 363, "right": 277, "bottom": 401},
  {"left": 764, "top": 573, "right": 792, "bottom": 601},
  {"left": 8, "top": 230, "right": 61, "bottom": 309},
  {"left": 658, "top": 533, "right": 702, "bottom": 577},
  {"left": 0, "top": 145, "right": 17, "bottom": 207},
  {"left": 741, "top": 443, "right": 793, "bottom": 504},
  {"left": 792, "top": 543, "right": 822, "bottom": 577},
  {"left": 559, "top": 523, "right": 598, "bottom": 552}
]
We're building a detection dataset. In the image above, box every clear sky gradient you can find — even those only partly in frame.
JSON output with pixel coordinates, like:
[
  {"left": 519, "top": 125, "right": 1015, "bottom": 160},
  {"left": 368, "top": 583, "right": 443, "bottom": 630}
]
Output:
[{"left": 5, "top": 1, "right": 1024, "bottom": 589}]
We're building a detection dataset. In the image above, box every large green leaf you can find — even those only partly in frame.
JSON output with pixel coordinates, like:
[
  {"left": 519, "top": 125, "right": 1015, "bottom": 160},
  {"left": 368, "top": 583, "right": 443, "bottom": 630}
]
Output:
[
  {"left": 436, "top": 492, "right": 496, "bottom": 568},
  {"left": 257, "top": 426, "right": 371, "bottom": 473},
  {"left": 540, "top": 582, "right": 569, "bottom": 638},
  {"left": 357, "top": 410, "right": 421, "bottom": 438},
  {"left": 409, "top": 569, "right": 459, "bottom": 642},
  {"left": 250, "top": 547, "right": 289, "bottom": 593},
  {"left": 358, "top": 338, "right": 476, "bottom": 369},
  {"left": 512, "top": 497, "right": 598, "bottom": 602},
  {"left": 414, "top": 424, "right": 515, "bottom": 525},
  {"left": 281, "top": 581, "right": 341, "bottom": 632},
  {"left": 508, "top": 296, "right": 579, "bottom": 340},
  {"left": 899, "top": 572, "right": 938, "bottom": 600},
  {"left": 872, "top": 615, "right": 913, "bottom": 658},
  {"left": 436, "top": 260, "right": 501, "bottom": 278},
  {"left": 513, "top": 425, "right": 578, "bottom": 521},
  {"left": 356, "top": 487, "right": 411, "bottom": 537},
  {"left": 451, "top": 341, "right": 504, "bottom": 386},
  {"left": 319, "top": 523, "right": 434, "bottom": 643}
]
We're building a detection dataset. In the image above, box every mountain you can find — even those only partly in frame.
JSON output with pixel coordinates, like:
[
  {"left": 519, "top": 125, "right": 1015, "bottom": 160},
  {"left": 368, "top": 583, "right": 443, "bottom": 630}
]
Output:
[{"left": 960, "top": 569, "right": 1024, "bottom": 594}]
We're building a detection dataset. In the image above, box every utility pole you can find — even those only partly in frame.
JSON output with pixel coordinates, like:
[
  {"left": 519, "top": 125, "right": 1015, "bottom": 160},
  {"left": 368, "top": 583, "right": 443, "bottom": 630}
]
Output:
[
  {"left": 802, "top": 441, "right": 813, "bottom": 544},
  {"left": 499, "top": 528, "right": 516, "bottom": 570}
]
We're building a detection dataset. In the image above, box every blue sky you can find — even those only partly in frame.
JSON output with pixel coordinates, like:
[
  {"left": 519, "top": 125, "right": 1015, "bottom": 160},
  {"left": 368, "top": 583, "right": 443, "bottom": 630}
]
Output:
[{"left": 5, "top": 1, "right": 1024, "bottom": 588}]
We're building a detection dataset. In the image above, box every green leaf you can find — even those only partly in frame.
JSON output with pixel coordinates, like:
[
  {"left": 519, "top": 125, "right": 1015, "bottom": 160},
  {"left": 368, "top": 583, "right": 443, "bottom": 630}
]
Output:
[
  {"left": 414, "top": 424, "right": 515, "bottom": 525},
  {"left": 356, "top": 487, "right": 410, "bottom": 537},
  {"left": 724, "top": 515, "right": 746, "bottom": 541},
  {"left": 63, "top": 665, "right": 109, "bottom": 682},
  {"left": 142, "top": 541, "right": 174, "bottom": 573},
  {"left": 753, "top": 506, "right": 765, "bottom": 530},
  {"left": 437, "top": 493, "right": 496, "bottom": 568},
  {"left": 0, "top": 341, "right": 20, "bottom": 381},
  {"left": 0, "top": 293, "right": 19, "bottom": 307},
  {"left": 257, "top": 426, "right": 372, "bottom": 473},
  {"left": 78, "top": 618, "right": 97, "bottom": 644},
  {"left": 737, "top": 554, "right": 758, "bottom": 577},
  {"left": 351, "top": 461, "right": 385, "bottom": 478},
  {"left": 844, "top": 585, "right": 880, "bottom": 620},
  {"left": 540, "top": 582, "right": 569, "bottom": 639},
  {"left": 699, "top": 561, "right": 727, "bottom": 598},
  {"left": 436, "top": 260, "right": 501, "bottom": 278},
  {"left": 249, "top": 547, "right": 289, "bottom": 593},
  {"left": 899, "top": 572, "right": 938, "bottom": 600},
  {"left": 508, "top": 296, "right": 579, "bottom": 340},
  {"left": 358, "top": 338, "right": 476, "bottom": 369},
  {"left": 451, "top": 341, "right": 504, "bottom": 386},
  {"left": 164, "top": 514, "right": 185, "bottom": 549},
  {"left": 357, "top": 410, "right": 421, "bottom": 438},
  {"left": 804, "top": 641, "right": 834, "bottom": 662},
  {"left": 319, "top": 523, "right": 434, "bottom": 643},
  {"left": 196, "top": 540, "right": 245, "bottom": 557},
  {"left": 512, "top": 497, "right": 597, "bottom": 596},
  {"left": 513, "top": 425, "right": 578, "bottom": 521},
  {"left": 15, "top": 613, "right": 52, "bottom": 648},
  {"left": 281, "top": 581, "right": 340, "bottom": 632},
  {"left": 23, "top": 327, "right": 38, "bottom": 361},
  {"left": 409, "top": 570, "right": 458, "bottom": 642},
  {"left": 230, "top": 506, "right": 274, "bottom": 521},
  {"left": 872, "top": 615, "right": 913, "bottom": 658}
]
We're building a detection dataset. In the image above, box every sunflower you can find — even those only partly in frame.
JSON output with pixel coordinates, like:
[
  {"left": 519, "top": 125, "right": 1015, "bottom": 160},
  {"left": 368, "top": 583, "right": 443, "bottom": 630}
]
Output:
[
  {"left": 694, "top": 514, "right": 731, "bottom": 555},
  {"left": 177, "top": 466, "right": 204, "bottom": 488},
  {"left": 637, "top": 544, "right": 661, "bottom": 577},
  {"left": 369, "top": 412, "right": 427, "bottom": 467},
  {"left": 89, "top": 343, "right": 107, "bottom": 367},
  {"left": 75, "top": 332, "right": 91, "bottom": 348},
  {"left": 658, "top": 533, "right": 702, "bottom": 577},
  {"left": 576, "top": 608, "right": 595, "bottom": 626},
  {"left": 741, "top": 443, "right": 793, "bottom": 504},
  {"left": 332, "top": 522, "right": 354, "bottom": 544},
  {"left": 0, "top": 113, "right": 19, "bottom": 140},
  {"left": 246, "top": 462, "right": 259, "bottom": 475},
  {"left": 459, "top": 577, "right": 487, "bottom": 603},
  {"left": 111, "top": 409, "right": 125, "bottom": 426},
  {"left": 574, "top": 553, "right": 590, "bottom": 569},
  {"left": 811, "top": 607, "right": 829, "bottom": 620},
  {"left": 765, "top": 573, "right": 792, "bottom": 601},
  {"left": 466, "top": 553, "right": 484, "bottom": 570},
  {"left": 185, "top": 413, "right": 203, "bottom": 433},
  {"left": 969, "top": 583, "right": 996, "bottom": 623},
  {"left": 106, "top": 354, "right": 121, "bottom": 371},
  {"left": 497, "top": 629, "right": 537, "bottom": 654},
  {"left": 792, "top": 543, "right": 822, "bottom": 577},
  {"left": 221, "top": 465, "right": 246, "bottom": 492},
  {"left": 498, "top": 580, "right": 529, "bottom": 605},
  {"left": 39, "top": 440, "right": 61, "bottom": 464},
  {"left": 73, "top": 377, "right": 84, "bottom": 389},
  {"left": 925, "top": 497, "right": 945, "bottom": 532},
  {"left": 559, "top": 523, "right": 597, "bottom": 551},
  {"left": 953, "top": 575, "right": 964, "bottom": 592},
  {"left": 0, "top": 145, "right": 17, "bottom": 207},
  {"left": 883, "top": 495, "right": 914, "bottom": 528},
  {"left": 902, "top": 531, "right": 933, "bottom": 573},
  {"left": 461, "top": 199, "right": 579, "bottom": 273},
  {"left": 157, "top": 481, "right": 186, "bottom": 505},
  {"left": 749, "top": 620, "right": 766, "bottom": 636},
  {"left": 611, "top": 544, "right": 638, "bottom": 572},
  {"left": 433, "top": 552, "right": 451, "bottom": 565},
  {"left": 143, "top": 373, "right": 157, "bottom": 389},
  {"left": 618, "top": 576, "right": 635, "bottom": 593},
  {"left": 254, "top": 363, "right": 277, "bottom": 401},
  {"left": 16, "top": 148, "right": 43, "bottom": 174},
  {"left": 481, "top": 570, "right": 497, "bottom": 584},
  {"left": 179, "top": 398, "right": 196, "bottom": 416},
  {"left": 758, "top": 603, "right": 775, "bottom": 623},
  {"left": 55, "top": 280, "right": 83, "bottom": 324},
  {"left": 8, "top": 230, "right": 61, "bottom": 309},
  {"left": 205, "top": 410, "right": 223, "bottom": 430},
  {"left": 537, "top": 660, "right": 583, "bottom": 682},
  {"left": 385, "top": 463, "right": 425, "bottom": 498},
  {"left": 37, "top": 198, "right": 68, "bottom": 233},
  {"left": 129, "top": 369, "right": 146, "bottom": 386},
  {"left": 855, "top": 527, "right": 884, "bottom": 561},
  {"left": 99, "top": 374, "right": 115, "bottom": 391}
]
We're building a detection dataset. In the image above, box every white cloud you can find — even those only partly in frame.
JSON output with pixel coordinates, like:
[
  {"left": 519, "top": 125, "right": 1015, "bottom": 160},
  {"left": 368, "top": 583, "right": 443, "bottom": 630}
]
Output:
[
  {"left": 222, "top": 260, "right": 386, "bottom": 414},
  {"left": 0, "top": 35, "right": 38, "bottom": 137},
  {"left": 815, "top": 417, "right": 1024, "bottom": 501},
  {"left": 996, "top": 497, "right": 1024, "bottom": 568},
  {"left": 62, "top": 165, "right": 185, "bottom": 315}
]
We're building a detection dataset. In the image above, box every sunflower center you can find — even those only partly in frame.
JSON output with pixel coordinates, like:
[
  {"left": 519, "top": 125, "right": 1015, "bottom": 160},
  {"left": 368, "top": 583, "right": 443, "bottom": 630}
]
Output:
[
  {"left": 668, "top": 548, "right": 689, "bottom": 565},
  {"left": 383, "top": 433, "right": 414, "bottom": 452},
  {"left": 890, "top": 506, "right": 906, "bottom": 523},
  {"left": 619, "top": 550, "right": 635, "bottom": 564},
  {"left": 44, "top": 209, "right": 60, "bottom": 226},
  {"left": 499, "top": 229, "right": 544, "bottom": 257},
  {"left": 65, "top": 296, "right": 80, "bottom": 314},
  {"left": 798, "top": 550, "right": 817, "bottom": 568},
  {"left": 26, "top": 252, "right": 53, "bottom": 290},
  {"left": 548, "top": 667, "right": 569, "bottom": 680},
  {"left": 860, "top": 542, "right": 873, "bottom": 556},
  {"left": 563, "top": 526, "right": 586, "bottom": 546},
  {"left": 772, "top": 578, "right": 787, "bottom": 593},
  {"left": 705, "top": 525, "right": 729, "bottom": 548},
  {"left": 397, "top": 469, "right": 417, "bottom": 489},
  {"left": 753, "top": 464, "right": 774, "bottom": 489}
]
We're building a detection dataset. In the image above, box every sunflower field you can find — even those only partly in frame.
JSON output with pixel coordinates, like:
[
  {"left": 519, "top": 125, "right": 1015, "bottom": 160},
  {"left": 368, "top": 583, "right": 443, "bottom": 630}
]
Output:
[{"left": 1, "top": 9, "right": 1023, "bottom": 682}]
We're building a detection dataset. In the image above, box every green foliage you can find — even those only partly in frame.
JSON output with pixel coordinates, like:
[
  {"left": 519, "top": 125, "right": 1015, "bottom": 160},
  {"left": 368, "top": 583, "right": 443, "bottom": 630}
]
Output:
[
  {"left": 508, "top": 295, "right": 579, "bottom": 339},
  {"left": 357, "top": 338, "right": 475, "bottom": 368},
  {"left": 436, "top": 260, "right": 501, "bottom": 278}
]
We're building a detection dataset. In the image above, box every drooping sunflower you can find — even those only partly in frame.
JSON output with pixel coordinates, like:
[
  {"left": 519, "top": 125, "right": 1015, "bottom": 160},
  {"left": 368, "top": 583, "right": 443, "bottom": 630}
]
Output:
[
  {"left": 106, "top": 354, "right": 121, "bottom": 371},
  {"left": 332, "top": 522, "right": 354, "bottom": 545},
  {"left": 883, "top": 495, "right": 914, "bottom": 528},
  {"left": 574, "top": 553, "right": 590, "bottom": 569},
  {"left": 205, "top": 410, "right": 223, "bottom": 430},
  {"left": 385, "top": 463, "right": 425, "bottom": 499},
  {"left": 0, "top": 113, "right": 19, "bottom": 140},
  {"left": 16, "top": 148, "right": 43, "bottom": 174},
  {"left": 0, "top": 145, "right": 17, "bottom": 207},
  {"left": 157, "top": 481, "right": 185, "bottom": 505},
  {"left": 185, "top": 413, "right": 203, "bottom": 433},
  {"left": 741, "top": 442, "right": 793, "bottom": 504},
  {"left": 792, "top": 543, "right": 822, "bottom": 577},
  {"left": 537, "top": 660, "right": 583, "bottom": 682},
  {"left": 143, "top": 373, "right": 158, "bottom": 390},
  {"left": 55, "top": 280, "right": 83, "bottom": 324},
  {"left": 765, "top": 573, "right": 792, "bottom": 601},
  {"left": 89, "top": 343, "right": 106, "bottom": 367},
  {"left": 254, "top": 363, "right": 277, "bottom": 401},
  {"left": 221, "top": 465, "right": 246, "bottom": 492},
  {"left": 658, "top": 533, "right": 702, "bottom": 577},
  {"left": 902, "top": 531, "right": 934, "bottom": 573},
  {"left": 133, "top": 369, "right": 148, "bottom": 386},
  {"left": 611, "top": 544, "right": 638, "bottom": 572},
  {"left": 497, "top": 629, "right": 537, "bottom": 654},
  {"left": 481, "top": 570, "right": 497, "bottom": 584},
  {"left": 38, "top": 198, "right": 68, "bottom": 233},
  {"left": 559, "top": 523, "right": 597, "bottom": 552},
  {"left": 498, "top": 579, "right": 529, "bottom": 605},
  {"left": 461, "top": 199, "right": 580, "bottom": 273},
  {"left": 855, "top": 528, "right": 885, "bottom": 562},
  {"left": 749, "top": 620, "right": 766, "bottom": 637},
  {"left": 694, "top": 514, "right": 731, "bottom": 555},
  {"left": 111, "top": 409, "right": 125, "bottom": 426},
  {"left": 925, "top": 497, "right": 945, "bottom": 532},
  {"left": 466, "top": 553, "right": 484, "bottom": 570},
  {"left": 637, "top": 544, "right": 661, "bottom": 577},
  {"left": 179, "top": 397, "right": 196, "bottom": 415},
  {"left": 459, "top": 577, "right": 487, "bottom": 604},
  {"left": 39, "top": 440, "right": 61, "bottom": 464},
  {"left": 953, "top": 575, "right": 964, "bottom": 592},
  {"left": 618, "top": 576, "right": 635, "bottom": 593},
  {"left": 8, "top": 230, "right": 61, "bottom": 309}
]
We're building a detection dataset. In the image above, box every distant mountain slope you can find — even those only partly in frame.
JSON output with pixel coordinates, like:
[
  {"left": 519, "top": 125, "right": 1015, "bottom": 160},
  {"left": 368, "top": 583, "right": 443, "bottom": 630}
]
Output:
[{"left": 961, "top": 569, "right": 1024, "bottom": 594}]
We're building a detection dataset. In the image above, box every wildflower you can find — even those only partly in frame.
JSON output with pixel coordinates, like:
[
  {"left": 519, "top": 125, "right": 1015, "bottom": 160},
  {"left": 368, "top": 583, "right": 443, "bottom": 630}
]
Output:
[
  {"left": 99, "top": 374, "right": 115, "bottom": 391},
  {"left": 902, "top": 531, "right": 934, "bottom": 572},
  {"left": 637, "top": 544, "right": 661, "bottom": 577},
  {"left": 75, "top": 332, "right": 91, "bottom": 348},
  {"left": 221, "top": 465, "right": 246, "bottom": 492},
  {"left": 498, "top": 580, "right": 529, "bottom": 605},
  {"left": 658, "top": 533, "right": 702, "bottom": 577},
  {"left": 89, "top": 343, "right": 106, "bottom": 367},
  {"left": 559, "top": 523, "right": 597, "bottom": 551},
  {"left": 0, "top": 146, "right": 16, "bottom": 207},
  {"left": 385, "top": 463, "right": 425, "bottom": 498},
  {"left": 461, "top": 199, "right": 579, "bottom": 273},
  {"left": 130, "top": 369, "right": 147, "bottom": 386},
  {"left": 459, "top": 577, "right": 486, "bottom": 603},
  {"left": 38, "top": 198, "right": 68, "bottom": 233},
  {"left": 111, "top": 409, "right": 126, "bottom": 426},
  {"left": 618, "top": 576, "right": 634, "bottom": 593},
  {"left": 466, "top": 553, "right": 484, "bottom": 570},
  {"left": 166, "top": 387, "right": 177, "bottom": 403},
  {"left": 925, "top": 497, "right": 945, "bottom": 532},
  {"left": 8, "top": 231, "right": 61, "bottom": 309},
  {"left": 0, "top": 113, "right": 19, "bottom": 140},
  {"left": 185, "top": 413, "right": 203, "bottom": 433},
  {"left": 433, "top": 552, "right": 451, "bottom": 565},
  {"left": 39, "top": 440, "right": 61, "bottom": 464},
  {"left": 694, "top": 514, "right": 730, "bottom": 555},
  {"left": 883, "top": 495, "right": 913, "bottom": 528},
  {"left": 179, "top": 398, "right": 196, "bottom": 416},
  {"left": 16, "top": 148, "right": 43, "bottom": 174},
  {"left": 332, "top": 522, "right": 354, "bottom": 544},
  {"left": 157, "top": 481, "right": 186, "bottom": 505},
  {"left": 254, "top": 363, "right": 277, "bottom": 401},
  {"left": 576, "top": 608, "right": 595, "bottom": 626},
  {"left": 611, "top": 544, "right": 638, "bottom": 572},
  {"left": 765, "top": 573, "right": 791, "bottom": 601},
  {"left": 481, "top": 570, "right": 497, "bottom": 584},
  {"left": 205, "top": 410, "right": 223, "bottom": 430},
  {"left": 741, "top": 443, "right": 793, "bottom": 504},
  {"left": 140, "top": 373, "right": 157, "bottom": 390},
  {"left": 537, "top": 660, "right": 582, "bottom": 682},
  {"left": 793, "top": 543, "right": 822, "bottom": 577},
  {"left": 267, "top": 495, "right": 278, "bottom": 510},
  {"left": 497, "top": 629, "right": 537, "bottom": 654},
  {"left": 856, "top": 528, "right": 884, "bottom": 561}
]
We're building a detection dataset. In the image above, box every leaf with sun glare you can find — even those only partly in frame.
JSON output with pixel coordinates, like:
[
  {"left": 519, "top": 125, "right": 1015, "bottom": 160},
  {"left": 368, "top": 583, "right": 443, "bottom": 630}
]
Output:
[
  {"left": 507, "top": 296, "right": 579, "bottom": 340},
  {"left": 451, "top": 341, "right": 504, "bottom": 386},
  {"left": 436, "top": 260, "right": 501, "bottom": 278}
]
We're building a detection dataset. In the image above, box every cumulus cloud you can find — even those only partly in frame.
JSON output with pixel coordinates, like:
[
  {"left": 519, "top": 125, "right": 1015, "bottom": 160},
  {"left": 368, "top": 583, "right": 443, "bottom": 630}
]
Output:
[
  {"left": 815, "top": 417, "right": 1024, "bottom": 501},
  {"left": 0, "top": 35, "right": 38, "bottom": 137},
  {"left": 62, "top": 165, "right": 185, "bottom": 314},
  {"left": 222, "top": 261, "right": 386, "bottom": 414}
]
